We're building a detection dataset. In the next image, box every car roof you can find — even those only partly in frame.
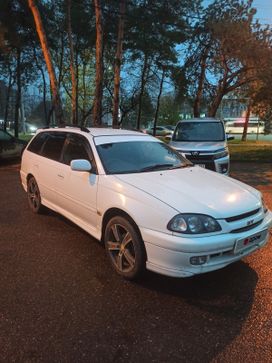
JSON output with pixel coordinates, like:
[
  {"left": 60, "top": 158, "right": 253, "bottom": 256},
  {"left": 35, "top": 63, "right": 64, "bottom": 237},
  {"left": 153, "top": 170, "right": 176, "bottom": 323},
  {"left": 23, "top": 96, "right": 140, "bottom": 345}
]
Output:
[
  {"left": 36, "top": 127, "right": 147, "bottom": 138},
  {"left": 177, "top": 118, "right": 222, "bottom": 123}
]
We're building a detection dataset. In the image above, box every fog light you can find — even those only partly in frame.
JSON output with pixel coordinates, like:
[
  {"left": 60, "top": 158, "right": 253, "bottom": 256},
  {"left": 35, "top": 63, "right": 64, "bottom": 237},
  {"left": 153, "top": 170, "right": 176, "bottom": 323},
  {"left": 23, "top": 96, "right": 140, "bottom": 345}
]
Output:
[{"left": 190, "top": 255, "right": 208, "bottom": 265}]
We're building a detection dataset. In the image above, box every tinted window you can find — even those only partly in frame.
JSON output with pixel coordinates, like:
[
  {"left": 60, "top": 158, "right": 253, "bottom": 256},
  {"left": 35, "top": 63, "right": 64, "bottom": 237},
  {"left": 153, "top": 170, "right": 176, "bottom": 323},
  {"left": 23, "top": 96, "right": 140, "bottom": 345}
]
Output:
[
  {"left": 96, "top": 140, "right": 190, "bottom": 174},
  {"left": 0, "top": 130, "right": 13, "bottom": 141},
  {"left": 27, "top": 132, "right": 48, "bottom": 154},
  {"left": 173, "top": 122, "right": 225, "bottom": 142},
  {"left": 62, "top": 134, "right": 91, "bottom": 165},
  {"left": 41, "top": 132, "right": 66, "bottom": 161}
]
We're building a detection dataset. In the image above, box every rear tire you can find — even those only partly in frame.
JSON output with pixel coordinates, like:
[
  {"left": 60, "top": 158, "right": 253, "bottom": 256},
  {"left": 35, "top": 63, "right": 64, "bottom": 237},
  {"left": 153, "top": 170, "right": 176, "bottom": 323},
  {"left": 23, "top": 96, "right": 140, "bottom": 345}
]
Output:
[
  {"left": 104, "top": 216, "right": 146, "bottom": 280},
  {"left": 27, "top": 176, "right": 43, "bottom": 214}
]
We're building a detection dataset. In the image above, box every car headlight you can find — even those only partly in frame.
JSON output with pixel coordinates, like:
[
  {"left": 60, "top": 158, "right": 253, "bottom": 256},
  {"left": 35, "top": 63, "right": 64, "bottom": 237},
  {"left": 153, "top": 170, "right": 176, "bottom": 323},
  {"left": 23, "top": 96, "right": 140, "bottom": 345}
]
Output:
[
  {"left": 167, "top": 214, "right": 221, "bottom": 234},
  {"left": 262, "top": 197, "right": 268, "bottom": 214},
  {"left": 214, "top": 148, "right": 228, "bottom": 160}
]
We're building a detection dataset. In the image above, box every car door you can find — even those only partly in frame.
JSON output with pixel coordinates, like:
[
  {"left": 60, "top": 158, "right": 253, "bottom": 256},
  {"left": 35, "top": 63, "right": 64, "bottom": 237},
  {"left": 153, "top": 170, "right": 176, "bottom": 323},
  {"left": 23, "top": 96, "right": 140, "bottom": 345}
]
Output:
[
  {"left": 35, "top": 132, "right": 67, "bottom": 206},
  {"left": 56, "top": 133, "right": 99, "bottom": 234},
  {"left": 0, "top": 130, "right": 22, "bottom": 159}
]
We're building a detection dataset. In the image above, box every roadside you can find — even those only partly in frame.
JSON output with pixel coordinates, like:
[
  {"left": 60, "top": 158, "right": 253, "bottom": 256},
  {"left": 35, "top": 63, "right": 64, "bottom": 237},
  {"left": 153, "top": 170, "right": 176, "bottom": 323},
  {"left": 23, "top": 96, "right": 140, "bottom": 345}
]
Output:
[
  {"left": 230, "top": 162, "right": 272, "bottom": 211},
  {"left": 228, "top": 140, "right": 272, "bottom": 162}
]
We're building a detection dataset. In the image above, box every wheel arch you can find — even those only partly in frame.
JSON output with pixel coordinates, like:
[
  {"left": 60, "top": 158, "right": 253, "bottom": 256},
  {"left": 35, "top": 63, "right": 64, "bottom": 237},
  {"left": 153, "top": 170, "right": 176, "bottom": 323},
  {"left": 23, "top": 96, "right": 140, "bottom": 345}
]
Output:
[
  {"left": 27, "top": 173, "right": 35, "bottom": 183},
  {"left": 101, "top": 208, "right": 145, "bottom": 251}
]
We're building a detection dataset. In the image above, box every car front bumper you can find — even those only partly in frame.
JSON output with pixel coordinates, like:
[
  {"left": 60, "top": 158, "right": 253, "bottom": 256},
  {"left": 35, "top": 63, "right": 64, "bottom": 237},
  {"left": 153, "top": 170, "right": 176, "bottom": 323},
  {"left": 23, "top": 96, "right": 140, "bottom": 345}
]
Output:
[{"left": 141, "top": 210, "right": 272, "bottom": 278}]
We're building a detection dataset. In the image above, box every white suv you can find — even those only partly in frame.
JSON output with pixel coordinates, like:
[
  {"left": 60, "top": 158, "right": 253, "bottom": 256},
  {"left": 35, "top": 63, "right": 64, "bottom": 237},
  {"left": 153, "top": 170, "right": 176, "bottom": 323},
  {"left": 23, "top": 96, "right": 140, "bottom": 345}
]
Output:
[
  {"left": 20, "top": 127, "right": 272, "bottom": 280},
  {"left": 170, "top": 118, "right": 230, "bottom": 174}
]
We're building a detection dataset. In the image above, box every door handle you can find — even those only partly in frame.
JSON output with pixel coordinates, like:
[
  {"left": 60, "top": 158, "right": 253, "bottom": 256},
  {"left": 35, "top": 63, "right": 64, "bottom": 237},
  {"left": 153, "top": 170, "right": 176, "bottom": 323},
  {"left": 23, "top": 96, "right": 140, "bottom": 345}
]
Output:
[{"left": 57, "top": 174, "right": 64, "bottom": 179}]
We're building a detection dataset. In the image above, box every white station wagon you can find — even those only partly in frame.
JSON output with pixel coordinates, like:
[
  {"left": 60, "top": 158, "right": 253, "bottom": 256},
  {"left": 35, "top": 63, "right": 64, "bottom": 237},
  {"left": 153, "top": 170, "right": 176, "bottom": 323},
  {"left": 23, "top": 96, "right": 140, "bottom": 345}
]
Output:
[{"left": 20, "top": 127, "right": 272, "bottom": 279}]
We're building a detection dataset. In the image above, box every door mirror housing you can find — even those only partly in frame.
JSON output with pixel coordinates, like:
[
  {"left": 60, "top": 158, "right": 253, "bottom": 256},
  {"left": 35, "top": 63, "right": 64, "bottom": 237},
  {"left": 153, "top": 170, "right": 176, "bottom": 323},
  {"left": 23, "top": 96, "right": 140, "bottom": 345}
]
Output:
[{"left": 70, "top": 159, "right": 92, "bottom": 172}]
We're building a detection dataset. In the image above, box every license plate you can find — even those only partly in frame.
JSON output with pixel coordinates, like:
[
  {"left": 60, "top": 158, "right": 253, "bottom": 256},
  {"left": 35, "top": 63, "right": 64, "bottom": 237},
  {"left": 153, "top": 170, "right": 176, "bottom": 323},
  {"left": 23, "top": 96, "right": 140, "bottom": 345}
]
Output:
[
  {"left": 198, "top": 164, "right": 206, "bottom": 168},
  {"left": 234, "top": 229, "right": 268, "bottom": 253}
]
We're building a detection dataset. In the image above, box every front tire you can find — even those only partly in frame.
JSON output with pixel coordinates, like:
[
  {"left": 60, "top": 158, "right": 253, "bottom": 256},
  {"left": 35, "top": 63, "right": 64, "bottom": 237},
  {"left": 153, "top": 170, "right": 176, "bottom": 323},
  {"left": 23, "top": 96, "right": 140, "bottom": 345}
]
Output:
[
  {"left": 27, "top": 176, "right": 43, "bottom": 214},
  {"left": 104, "top": 216, "right": 146, "bottom": 280}
]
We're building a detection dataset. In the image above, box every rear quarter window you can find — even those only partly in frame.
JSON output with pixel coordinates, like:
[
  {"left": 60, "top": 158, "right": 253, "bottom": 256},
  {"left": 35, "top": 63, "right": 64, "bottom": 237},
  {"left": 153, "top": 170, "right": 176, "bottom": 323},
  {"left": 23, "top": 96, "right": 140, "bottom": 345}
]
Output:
[{"left": 27, "top": 132, "right": 48, "bottom": 154}]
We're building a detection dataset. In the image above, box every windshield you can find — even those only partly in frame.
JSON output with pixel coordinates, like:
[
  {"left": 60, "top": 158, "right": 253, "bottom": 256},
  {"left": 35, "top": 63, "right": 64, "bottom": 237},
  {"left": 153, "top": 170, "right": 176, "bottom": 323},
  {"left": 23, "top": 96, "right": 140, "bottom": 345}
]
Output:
[
  {"left": 0, "top": 130, "right": 13, "bottom": 141},
  {"left": 96, "top": 140, "right": 191, "bottom": 174},
  {"left": 173, "top": 122, "right": 225, "bottom": 142}
]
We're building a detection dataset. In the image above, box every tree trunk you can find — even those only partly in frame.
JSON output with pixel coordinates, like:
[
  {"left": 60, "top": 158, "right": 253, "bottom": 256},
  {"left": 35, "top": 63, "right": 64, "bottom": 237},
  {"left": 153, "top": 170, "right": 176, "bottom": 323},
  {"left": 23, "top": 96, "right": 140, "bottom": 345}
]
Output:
[
  {"left": 67, "top": 0, "right": 77, "bottom": 125},
  {"left": 41, "top": 66, "right": 48, "bottom": 125},
  {"left": 136, "top": 54, "right": 148, "bottom": 130},
  {"left": 207, "top": 91, "right": 224, "bottom": 117},
  {"left": 208, "top": 63, "right": 229, "bottom": 118},
  {"left": 93, "top": 0, "right": 103, "bottom": 127},
  {"left": 14, "top": 48, "right": 21, "bottom": 138},
  {"left": 153, "top": 69, "right": 165, "bottom": 136},
  {"left": 82, "top": 61, "right": 87, "bottom": 123},
  {"left": 193, "top": 48, "right": 208, "bottom": 117},
  {"left": 58, "top": 32, "right": 65, "bottom": 88},
  {"left": 75, "top": 47, "right": 79, "bottom": 124},
  {"left": 28, "top": 0, "right": 64, "bottom": 126},
  {"left": 33, "top": 48, "right": 48, "bottom": 124},
  {"left": 241, "top": 102, "right": 251, "bottom": 141},
  {"left": 112, "top": 0, "right": 126, "bottom": 129},
  {"left": 4, "top": 64, "right": 13, "bottom": 131}
]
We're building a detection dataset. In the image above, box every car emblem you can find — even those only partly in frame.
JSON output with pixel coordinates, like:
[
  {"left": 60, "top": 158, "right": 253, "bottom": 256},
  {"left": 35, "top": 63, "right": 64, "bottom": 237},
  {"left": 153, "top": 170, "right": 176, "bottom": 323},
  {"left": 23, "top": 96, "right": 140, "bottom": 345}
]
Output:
[
  {"left": 191, "top": 151, "right": 200, "bottom": 156},
  {"left": 247, "top": 219, "right": 254, "bottom": 226}
]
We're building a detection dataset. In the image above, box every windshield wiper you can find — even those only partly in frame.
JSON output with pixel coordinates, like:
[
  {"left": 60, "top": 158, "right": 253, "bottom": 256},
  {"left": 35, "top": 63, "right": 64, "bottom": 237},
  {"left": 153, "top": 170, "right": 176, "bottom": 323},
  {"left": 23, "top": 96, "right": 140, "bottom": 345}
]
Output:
[
  {"left": 139, "top": 163, "right": 176, "bottom": 172},
  {"left": 139, "top": 163, "right": 193, "bottom": 172}
]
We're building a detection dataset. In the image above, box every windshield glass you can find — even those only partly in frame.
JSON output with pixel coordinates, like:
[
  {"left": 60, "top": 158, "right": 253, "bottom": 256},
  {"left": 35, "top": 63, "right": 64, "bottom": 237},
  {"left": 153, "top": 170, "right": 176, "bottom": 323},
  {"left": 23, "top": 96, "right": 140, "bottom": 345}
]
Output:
[
  {"left": 0, "top": 130, "right": 13, "bottom": 141},
  {"left": 96, "top": 140, "right": 191, "bottom": 174},
  {"left": 173, "top": 122, "right": 225, "bottom": 142}
]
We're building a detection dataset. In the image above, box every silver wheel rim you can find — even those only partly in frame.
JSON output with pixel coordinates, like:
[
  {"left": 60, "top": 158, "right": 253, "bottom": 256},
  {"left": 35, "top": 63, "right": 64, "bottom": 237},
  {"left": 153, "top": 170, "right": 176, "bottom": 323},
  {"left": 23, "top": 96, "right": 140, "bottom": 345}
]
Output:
[
  {"left": 107, "top": 223, "right": 136, "bottom": 273},
  {"left": 28, "top": 179, "right": 39, "bottom": 210}
]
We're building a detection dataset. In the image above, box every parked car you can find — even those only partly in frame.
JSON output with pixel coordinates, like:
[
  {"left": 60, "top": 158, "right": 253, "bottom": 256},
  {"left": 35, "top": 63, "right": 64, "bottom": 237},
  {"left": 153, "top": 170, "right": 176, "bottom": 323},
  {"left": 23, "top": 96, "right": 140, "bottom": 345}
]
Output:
[
  {"left": 20, "top": 127, "right": 272, "bottom": 280},
  {"left": 0, "top": 129, "right": 27, "bottom": 160},
  {"left": 169, "top": 118, "right": 230, "bottom": 175},
  {"left": 144, "top": 126, "right": 173, "bottom": 137},
  {"left": 164, "top": 125, "right": 176, "bottom": 131}
]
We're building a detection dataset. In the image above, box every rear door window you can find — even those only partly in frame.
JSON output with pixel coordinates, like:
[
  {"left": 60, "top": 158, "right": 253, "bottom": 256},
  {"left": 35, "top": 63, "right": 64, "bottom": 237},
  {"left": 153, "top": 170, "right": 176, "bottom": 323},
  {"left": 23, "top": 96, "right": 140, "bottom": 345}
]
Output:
[{"left": 40, "top": 132, "right": 67, "bottom": 161}]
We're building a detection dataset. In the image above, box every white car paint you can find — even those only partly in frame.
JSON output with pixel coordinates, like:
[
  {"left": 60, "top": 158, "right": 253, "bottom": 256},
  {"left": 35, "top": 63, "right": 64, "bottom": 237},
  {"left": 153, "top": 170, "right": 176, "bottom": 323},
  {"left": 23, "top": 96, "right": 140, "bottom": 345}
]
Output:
[{"left": 20, "top": 127, "right": 272, "bottom": 278}]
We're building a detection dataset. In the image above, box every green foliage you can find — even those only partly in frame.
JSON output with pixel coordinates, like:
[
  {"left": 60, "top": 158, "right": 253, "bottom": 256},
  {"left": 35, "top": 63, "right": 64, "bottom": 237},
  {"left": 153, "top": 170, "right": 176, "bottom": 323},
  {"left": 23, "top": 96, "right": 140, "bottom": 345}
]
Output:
[
  {"left": 157, "top": 95, "right": 181, "bottom": 125},
  {"left": 1, "top": 0, "right": 272, "bottom": 131},
  {"left": 184, "top": 0, "right": 272, "bottom": 116}
]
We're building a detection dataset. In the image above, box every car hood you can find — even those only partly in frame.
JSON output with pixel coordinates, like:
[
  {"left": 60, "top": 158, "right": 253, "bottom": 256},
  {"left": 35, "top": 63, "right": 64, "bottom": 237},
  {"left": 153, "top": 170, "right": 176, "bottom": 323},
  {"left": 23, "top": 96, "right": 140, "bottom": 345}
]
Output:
[
  {"left": 116, "top": 167, "right": 261, "bottom": 219},
  {"left": 170, "top": 140, "right": 226, "bottom": 152}
]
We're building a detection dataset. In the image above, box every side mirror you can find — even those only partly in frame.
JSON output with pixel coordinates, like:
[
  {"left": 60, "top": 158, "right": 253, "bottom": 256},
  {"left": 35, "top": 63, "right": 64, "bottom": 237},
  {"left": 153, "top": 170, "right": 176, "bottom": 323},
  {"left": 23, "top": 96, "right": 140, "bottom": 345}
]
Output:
[
  {"left": 227, "top": 135, "right": 235, "bottom": 141},
  {"left": 70, "top": 159, "right": 92, "bottom": 172}
]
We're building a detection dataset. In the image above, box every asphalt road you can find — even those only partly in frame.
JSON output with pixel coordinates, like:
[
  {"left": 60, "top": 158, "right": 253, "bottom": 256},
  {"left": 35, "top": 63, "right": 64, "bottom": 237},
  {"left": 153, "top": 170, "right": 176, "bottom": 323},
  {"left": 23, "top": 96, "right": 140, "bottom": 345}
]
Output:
[{"left": 0, "top": 162, "right": 272, "bottom": 363}]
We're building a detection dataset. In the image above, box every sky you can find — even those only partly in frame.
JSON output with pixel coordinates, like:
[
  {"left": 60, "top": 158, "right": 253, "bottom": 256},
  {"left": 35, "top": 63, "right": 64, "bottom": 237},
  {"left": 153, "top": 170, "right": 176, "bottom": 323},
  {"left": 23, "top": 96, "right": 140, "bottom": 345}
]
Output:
[
  {"left": 203, "top": 0, "right": 272, "bottom": 26},
  {"left": 252, "top": 0, "right": 272, "bottom": 26}
]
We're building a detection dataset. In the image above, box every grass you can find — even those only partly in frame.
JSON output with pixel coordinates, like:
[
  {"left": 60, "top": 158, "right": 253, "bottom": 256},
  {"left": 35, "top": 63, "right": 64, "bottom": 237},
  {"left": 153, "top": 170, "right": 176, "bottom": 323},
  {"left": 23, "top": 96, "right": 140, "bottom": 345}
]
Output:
[
  {"left": 18, "top": 133, "right": 34, "bottom": 142},
  {"left": 228, "top": 139, "right": 271, "bottom": 145},
  {"left": 228, "top": 141, "right": 272, "bottom": 162}
]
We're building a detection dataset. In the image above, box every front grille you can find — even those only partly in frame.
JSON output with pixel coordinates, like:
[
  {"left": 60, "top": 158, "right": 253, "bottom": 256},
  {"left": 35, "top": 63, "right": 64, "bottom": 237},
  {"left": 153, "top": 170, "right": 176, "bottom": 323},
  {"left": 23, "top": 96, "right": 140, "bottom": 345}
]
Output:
[
  {"left": 185, "top": 155, "right": 216, "bottom": 171},
  {"left": 185, "top": 154, "right": 214, "bottom": 161},
  {"left": 230, "top": 220, "right": 263, "bottom": 233},
  {"left": 226, "top": 208, "right": 260, "bottom": 222}
]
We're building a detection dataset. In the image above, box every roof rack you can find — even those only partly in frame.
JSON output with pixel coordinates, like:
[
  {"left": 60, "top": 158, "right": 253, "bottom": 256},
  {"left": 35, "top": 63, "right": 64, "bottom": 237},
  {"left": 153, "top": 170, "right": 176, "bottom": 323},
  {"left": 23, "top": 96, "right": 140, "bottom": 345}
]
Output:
[
  {"left": 64, "top": 125, "right": 90, "bottom": 133},
  {"left": 42, "top": 124, "right": 90, "bottom": 133}
]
